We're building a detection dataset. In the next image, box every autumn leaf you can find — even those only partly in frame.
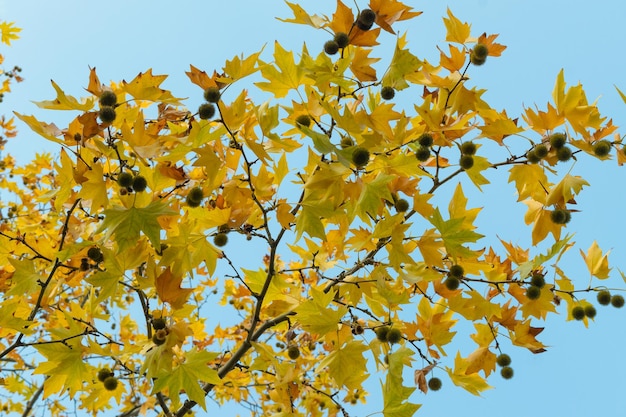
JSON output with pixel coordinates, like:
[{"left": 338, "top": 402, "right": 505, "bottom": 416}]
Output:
[
  {"left": 581, "top": 241, "right": 611, "bottom": 279},
  {"left": 34, "top": 80, "right": 94, "bottom": 111},
  {"left": 443, "top": 8, "right": 471, "bottom": 44},
  {"left": 122, "top": 69, "right": 183, "bottom": 104},
  {"left": 445, "top": 352, "right": 492, "bottom": 396},
  {"left": 155, "top": 267, "right": 194, "bottom": 310}
]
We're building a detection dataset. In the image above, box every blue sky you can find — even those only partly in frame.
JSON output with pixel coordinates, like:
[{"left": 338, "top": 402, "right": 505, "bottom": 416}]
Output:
[{"left": 2, "top": 1, "right": 626, "bottom": 416}]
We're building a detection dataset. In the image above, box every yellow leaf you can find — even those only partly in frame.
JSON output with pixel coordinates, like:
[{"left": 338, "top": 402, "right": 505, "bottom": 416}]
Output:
[
  {"left": 369, "top": 0, "right": 422, "bottom": 34},
  {"left": 277, "top": 2, "right": 326, "bottom": 28},
  {"left": 443, "top": 8, "right": 471, "bottom": 44},
  {"left": 276, "top": 199, "right": 295, "bottom": 229},
  {"left": 445, "top": 352, "right": 492, "bottom": 396},
  {"left": 34, "top": 80, "right": 94, "bottom": 111},
  {"left": 122, "top": 69, "right": 183, "bottom": 104},
  {"left": 545, "top": 174, "right": 589, "bottom": 207},
  {"left": 155, "top": 267, "right": 194, "bottom": 310},
  {"left": 0, "top": 21, "right": 21, "bottom": 45},
  {"left": 580, "top": 241, "right": 611, "bottom": 279},
  {"left": 350, "top": 47, "right": 380, "bottom": 82}
]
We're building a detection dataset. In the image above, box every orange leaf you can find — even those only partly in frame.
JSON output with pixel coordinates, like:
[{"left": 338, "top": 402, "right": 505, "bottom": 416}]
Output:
[
  {"left": 369, "top": 0, "right": 422, "bottom": 34},
  {"left": 86, "top": 67, "right": 103, "bottom": 96},
  {"left": 155, "top": 267, "right": 194, "bottom": 310},
  {"left": 476, "top": 33, "right": 507, "bottom": 57}
]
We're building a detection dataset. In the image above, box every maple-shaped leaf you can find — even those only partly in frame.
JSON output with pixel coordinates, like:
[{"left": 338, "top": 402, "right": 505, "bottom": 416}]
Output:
[
  {"left": 185, "top": 64, "right": 215, "bottom": 90},
  {"left": 429, "top": 208, "right": 483, "bottom": 258},
  {"left": 277, "top": 2, "right": 326, "bottom": 28},
  {"left": 382, "top": 33, "right": 422, "bottom": 90},
  {"left": 13, "top": 112, "right": 64, "bottom": 145},
  {"left": 382, "top": 346, "right": 421, "bottom": 416},
  {"left": 295, "top": 288, "right": 347, "bottom": 335},
  {"left": 370, "top": 0, "right": 422, "bottom": 34},
  {"left": 221, "top": 48, "right": 264, "bottom": 84},
  {"left": 34, "top": 80, "right": 94, "bottom": 111},
  {"left": 152, "top": 348, "right": 220, "bottom": 410},
  {"left": 580, "top": 241, "right": 611, "bottom": 279},
  {"left": 0, "top": 21, "right": 21, "bottom": 45},
  {"left": 414, "top": 363, "right": 436, "bottom": 394},
  {"left": 476, "top": 33, "right": 507, "bottom": 57},
  {"left": 78, "top": 162, "right": 109, "bottom": 211},
  {"left": 509, "top": 321, "right": 546, "bottom": 353},
  {"left": 316, "top": 340, "right": 368, "bottom": 389},
  {"left": 445, "top": 352, "right": 492, "bottom": 396},
  {"left": 155, "top": 267, "right": 194, "bottom": 310},
  {"left": 85, "top": 67, "right": 104, "bottom": 96},
  {"left": 508, "top": 164, "right": 549, "bottom": 202},
  {"left": 256, "top": 42, "right": 312, "bottom": 97},
  {"left": 523, "top": 102, "right": 565, "bottom": 133},
  {"left": 545, "top": 174, "right": 589, "bottom": 207},
  {"left": 443, "top": 8, "right": 471, "bottom": 44},
  {"left": 122, "top": 69, "right": 183, "bottom": 104},
  {"left": 98, "top": 200, "right": 177, "bottom": 252},
  {"left": 350, "top": 47, "right": 380, "bottom": 82},
  {"left": 328, "top": 0, "right": 380, "bottom": 47}
]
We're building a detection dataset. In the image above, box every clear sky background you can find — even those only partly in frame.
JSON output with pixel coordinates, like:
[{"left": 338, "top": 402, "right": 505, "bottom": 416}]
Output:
[{"left": 2, "top": 1, "right": 626, "bottom": 416}]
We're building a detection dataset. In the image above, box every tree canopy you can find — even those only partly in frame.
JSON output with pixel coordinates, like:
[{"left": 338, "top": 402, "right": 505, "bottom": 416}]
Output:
[{"left": 0, "top": 2, "right": 625, "bottom": 416}]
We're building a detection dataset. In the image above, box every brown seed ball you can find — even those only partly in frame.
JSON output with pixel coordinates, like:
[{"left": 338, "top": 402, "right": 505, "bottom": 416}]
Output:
[
  {"left": 473, "top": 43, "right": 489, "bottom": 59},
  {"left": 97, "top": 368, "right": 113, "bottom": 382},
  {"left": 203, "top": 86, "right": 221, "bottom": 103},
  {"left": 132, "top": 175, "right": 148, "bottom": 192},
  {"left": 527, "top": 150, "right": 541, "bottom": 164},
  {"left": 526, "top": 285, "right": 541, "bottom": 300},
  {"left": 186, "top": 187, "right": 204, "bottom": 207},
  {"left": 444, "top": 276, "right": 460, "bottom": 290},
  {"left": 556, "top": 146, "right": 572, "bottom": 161},
  {"left": 351, "top": 147, "right": 370, "bottom": 167},
  {"left": 87, "top": 247, "right": 104, "bottom": 263},
  {"left": 584, "top": 305, "right": 596, "bottom": 319},
  {"left": 198, "top": 103, "right": 216, "bottom": 120},
  {"left": 428, "top": 377, "right": 442, "bottom": 391},
  {"left": 593, "top": 140, "right": 611, "bottom": 157},
  {"left": 611, "top": 294, "right": 625, "bottom": 308},
  {"left": 381, "top": 86, "right": 395, "bottom": 100},
  {"left": 386, "top": 327, "right": 402, "bottom": 344},
  {"left": 597, "top": 290, "right": 611, "bottom": 306},
  {"left": 375, "top": 326, "right": 389, "bottom": 342},
  {"left": 533, "top": 144, "right": 549, "bottom": 158},
  {"left": 394, "top": 199, "right": 410, "bottom": 212},
  {"left": 460, "top": 141, "right": 477, "bottom": 155},
  {"left": 117, "top": 172, "right": 134, "bottom": 188},
  {"left": 295, "top": 114, "right": 312, "bottom": 127},
  {"left": 459, "top": 154, "right": 474, "bottom": 170},
  {"left": 287, "top": 345, "right": 300, "bottom": 360},
  {"left": 549, "top": 132, "right": 567, "bottom": 148},
  {"left": 99, "top": 90, "right": 117, "bottom": 107},
  {"left": 448, "top": 264, "right": 464, "bottom": 278},
  {"left": 334, "top": 32, "right": 350, "bottom": 48},
  {"left": 496, "top": 353, "right": 511, "bottom": 367},
  {"left": 500, "top": 366, "right": 514, "bottom": 379},
  {"left": 103, "top": 376, "right": 118, "bottom": 391},
  {"left": 340, "top": 136, "right": 354, "bottom": 148},
  {"left": 571, "top": 305, "right": 585, "bottom": 320},
  {"left": 213, "top": 233, "right": 228, "bottom": 247},
  {"left": 415, "top": 146, "right": 431, "bottom": 162},
  {"left": 324, "top": 40, "right": 339, "bottom": 55},
  {"left": 152, "top": 328, "right": 168, "bottom": 345},
  {"left": 550, "top": 208, "right": 571, "bottom": 225},
  {"left": 418, "top": 133, "right": 434, "bottom": 147},
  {"left": 152, "top": 317, "right": 167, "bottom": 330},
  {"left": 98, "top": 106, "right": 116, "bottom": 123}
]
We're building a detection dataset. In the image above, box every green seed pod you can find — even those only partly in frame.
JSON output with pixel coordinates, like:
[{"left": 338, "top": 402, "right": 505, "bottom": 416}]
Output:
[
  {"left": 324, "top": 40, "right": 339, "bottom": 55},
  {"left": 98, "top": 106, "right": 116, "bottom": 123},
  {"left": 198, "top": 103, "right": 216, "bottom": 120},
  {"left": 334, "top": 32, "right": 350, "bottom": 48},
  {"left": 203, "top": 86, "right": 221, "bottom": 103},
  {"left": 132, "top": 175, "right": 148, "bottom": 192},
  {"left": 351, "top": 147, "right": 370, "bottom": 167},
  {"left": 418, "top": 133, "right": 434, "bottom": 147},
  {"left": 381, "top": 86, "right": 395, "bottom": 100},
  {"left": 98, "top": 90, "right": 117, "bottom": 107}
]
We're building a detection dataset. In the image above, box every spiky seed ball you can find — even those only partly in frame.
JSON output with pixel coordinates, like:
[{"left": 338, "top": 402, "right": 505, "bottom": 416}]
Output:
[
  {"left": 98, "top": 106, "right": 116, "bottom": 123},
  {"left": 351, "top": 147, "right": 370, "bottom": 167},
  {"left": 597, "top": 290, "right": 612, "bottom": 306},
  {"left": 152, "top": 317, "right": 167, "bottom": 330},
  {"left": 340, "top": 136, "right": 354, "bottom": 148},
  {"left": 428, "top": 377, "right": 442, "bottom": 391},
  {"left": 415, "top": 146, "right": 431, "bottom": 162},
  {"left": 203, "top": 86, "right": 221, "bottom": 103},
  {"left": 287, "top": 345, "right": 300, "bottom": 360},
  {"left": 381, "top": 86, "right": 395, "bottom": 100},
  {"left": 449, "top": 264, "right": 464, "bottom": 278},
  {"left": 386, "top": 327, "right": 402, "bottom": 344},
  {"left": 80, "top": 259, "right": 90, "bottom": 271},
  {"left": 186, "top": 187, "right": 204, "bottom": 207},
  {"left": 394, "top": 198, "right": 410, "bottom": 212},
  {"left": 526, "top": 285, "right": 541, "bottom": 300},
  {"left": 500, "top": 366, "right": 514, "bottom": 379},
  {"left": 295, "top": 114, "right": 312, "bottom": 127},
  {"left": 444, "top": 276, "right": 460, "bottom": 290},
  {"left": 593, "top": 140, "right": 611, "bottom": 157},
  {"left": 198, "top": 103, "right": 216, "bottom": 120},
  {"left": 418, "top": 133, "right": 434, "bottom": 147},
  {"left": 470, "top": 53, "right": 486, "bottom": 66},
  {"left": 459, "top": 154, "right": 474, "bottom": 170},
  {"left": 334, "top": 32, "right": 350, "bottom": 48},
  {"left": 152, "top": 329, "right": 168, "bottom": 345},
  {"left": 97, "top": 368, "right": 113, "bottom": 382},
  {"left": 473, "top": 43, "right": 489, "bottom": 60},
  {"left": 534, "top": 144, "right": 549, "bottom": 158},
  {"left": 99, "top": 90, "right": 117, "bottom": 107},
  {"left": 571, "top": 305, "right": 585, "bottom": 320},
  {"left": 527, "top": 150, "right": 541, "bottom": 164},
  {"left": 611, "top": 294, "right": 625, "bottom": 308},
  {"left": 496, "top": 353, "right": 511, "bottom": 367},
  {"left": 556, "top": 146, "right": 572, "bottom": 162},
  {"left": 103, "top": 376, "right": 118, "bottom": 391},
  {"left": 531, "top": 273, "right": 545, "bottom": 288},
  {"left": 87, "top": 247, "right": 104, "bottom": 263},
  {"left": 117, "top": 172, "right": 133, "bottom": 188},
  {"left": 375, "top": 326, "right": 389, "bottom": 342},
  {"left": 584, "top": 305, "right": 597, "bottom": 319},
  {"left": 549, "top": 133, "right": 567, "bottom": 148},
  {"left": 213, "top": 233, "right": 228, "bottom": 247},
  {"left": 550, "top": 208, "right": 571, "bottom": 225},
  {"left": 132, "top": 175, "right": 148, "bottom": 192},
  {"left": 461, "top": 141, "right": 477, "bottom": 155},
  {"left": 352, "top": 323, "right": 364, "bottom": 335},
  {"left": 324, "top": 40, "right": 339, "bottom": 55},
  {"left": 358, "top": 9, "right": 376, "bottom": 24}
]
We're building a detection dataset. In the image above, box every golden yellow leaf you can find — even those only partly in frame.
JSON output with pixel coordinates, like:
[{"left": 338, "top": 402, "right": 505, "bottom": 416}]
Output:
[{"left": 155, "top": 267, "right": 194, "bottom": 310}]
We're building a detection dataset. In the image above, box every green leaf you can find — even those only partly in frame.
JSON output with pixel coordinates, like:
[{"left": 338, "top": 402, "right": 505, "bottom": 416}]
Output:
[
  {"left": 316, "top": 340, "right": 368, "bottom": 389},
  {"left": 295, "top": 288, "right": 347, "bottom": 335},
  {"left": 98, "top": 200, "right": 177, "bottom": 252},
  {"left": 382, "top": 346, "right": 421, "bottom": 417}
]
